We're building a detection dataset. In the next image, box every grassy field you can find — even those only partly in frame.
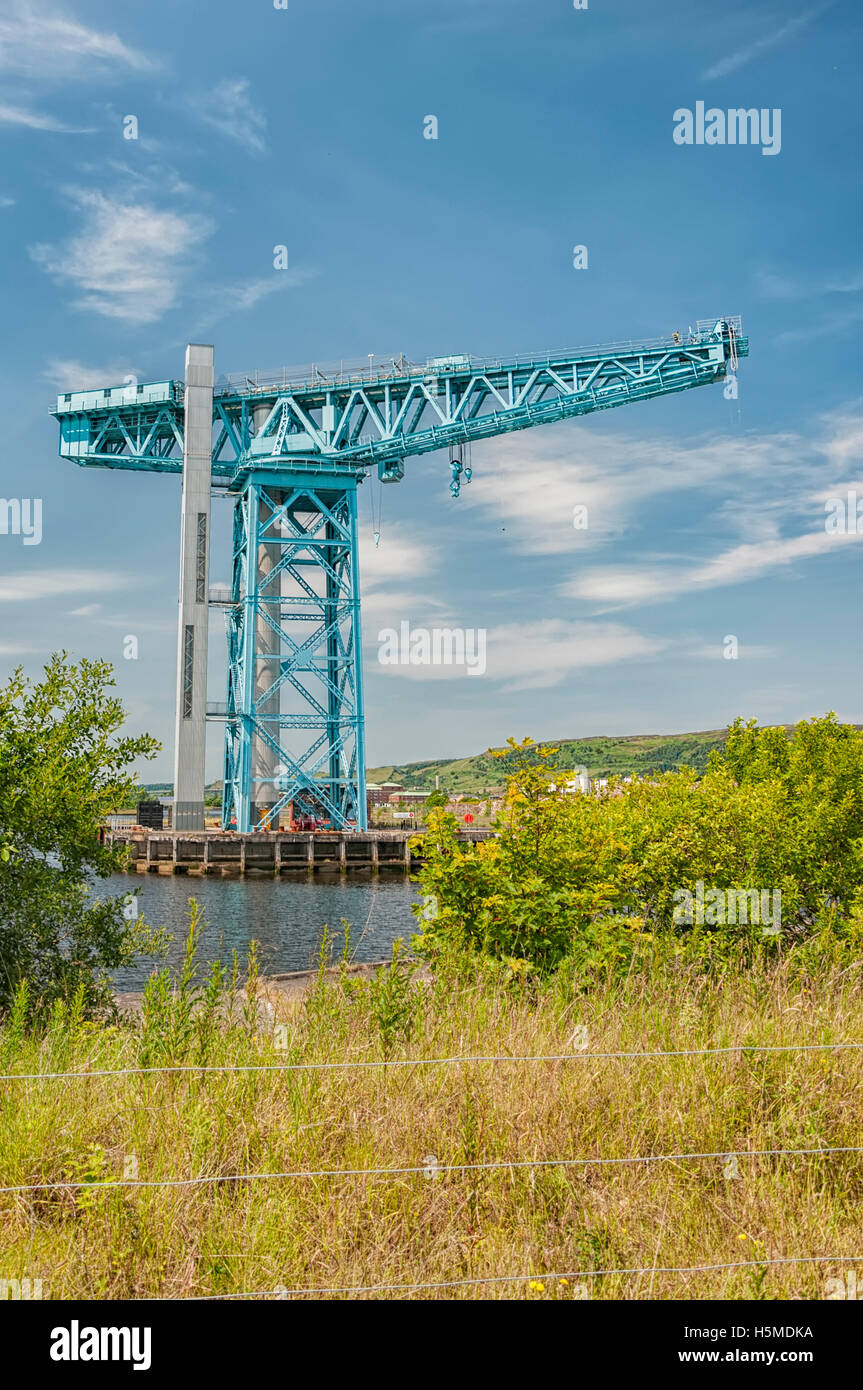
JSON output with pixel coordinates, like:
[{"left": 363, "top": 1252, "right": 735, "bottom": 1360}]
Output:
[{"left": 1, "top": 934, "right": 862, "bottom": 1301}]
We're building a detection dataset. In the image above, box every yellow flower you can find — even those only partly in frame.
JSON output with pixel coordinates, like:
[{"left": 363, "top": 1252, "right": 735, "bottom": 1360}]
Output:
[
  {"left": 559, "top": 1279, "right": 569, "bottom": 1287},
  {"left": 528, "top": 1280, "right": 545, "bottom": 1292},
  {"left": 738, "top": 1232, "right": 749, "bottom": 1241}
]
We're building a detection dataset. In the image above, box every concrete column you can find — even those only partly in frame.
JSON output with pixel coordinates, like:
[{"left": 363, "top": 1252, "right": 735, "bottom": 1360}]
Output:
[
  {"left": 173, "top": 344, "right": 214, "bottom": 831},
  {"left": 251, "top": 405, "right": 281, "bottom": 828}
]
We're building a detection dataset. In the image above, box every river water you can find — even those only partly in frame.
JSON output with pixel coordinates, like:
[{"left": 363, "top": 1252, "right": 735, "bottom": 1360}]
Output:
[{"left": 89, "top": 874, "right": 419, "bottom": 991}]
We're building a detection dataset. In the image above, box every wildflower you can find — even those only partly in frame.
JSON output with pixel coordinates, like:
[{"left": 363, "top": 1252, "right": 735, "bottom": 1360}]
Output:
[{"left": 528, "top": 1280, "right": 545, "bottom": 1292}]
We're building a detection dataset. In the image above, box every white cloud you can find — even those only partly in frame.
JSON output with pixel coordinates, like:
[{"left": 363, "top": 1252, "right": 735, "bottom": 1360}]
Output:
[
  {"left": 357, "top": 526, "right": 454, "bottom": 628},
  {"left": 563, "top": 530, "right": 863, "bottom": 606},
  {"left": 29, "top": 190, "right": 212, "bottom": 324},
  {"left": 702, "top": 6, "right": 829, "bottom": 79},
  {"left": 0, "top": 2, "right": 154, "bottom": 77},
  {"left": 486, "top": 619, "right": 667, "bottom": 690},
  {"left": 0, "top": 570, "right": 130, "bottom": 603},
  {"left": 0, "top": 102, "right": 91, "bottom": 132},
  {"left": 756, "top": 266, "right": 863, "bottom": 301},
  {"left": 67, "top": 602, "right": 101, "bottom": 617},
  {"left": 359, "top": 528, "right": 436, "bottom": 588},
  {"left": 374, "top": 618, "right": 667, "bottom": 690},
  {"left": 194, "top": 269, "right": 317, "bottom": 331},
  {"left": 44, "top": 359, "right": 140, "bottom": 390},
  {"left": 0, "top": 195, "right": 14, "bottom": 207},
  {"left": 191, "top": 79, "right": 266, "bottom": 154},
  {"left": 463, "top": 421, "right": 809, "bottom": 557}
]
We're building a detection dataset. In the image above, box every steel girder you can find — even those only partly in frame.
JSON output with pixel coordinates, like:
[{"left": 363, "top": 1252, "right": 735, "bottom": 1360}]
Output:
[
  {"left": 220, "top": 470, "right": 366, "bottom": 833},
  {"left": 53, "top": 319, "right": 748, "bottom": 481},
  {"left": 52, "top": 318, "right": 748, "bottom": 834}
]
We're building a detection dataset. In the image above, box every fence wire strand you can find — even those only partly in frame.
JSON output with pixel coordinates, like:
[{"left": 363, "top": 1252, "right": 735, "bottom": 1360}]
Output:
[
  {"left": 3, "top": 1144, "right": 861, "bottom": 1197},
  {"left": 1, "top": 1039, "right": 861, "bottom": 1084},
  {"left": 186, "top": 1252, "right": 863, "bottom": 1300}
]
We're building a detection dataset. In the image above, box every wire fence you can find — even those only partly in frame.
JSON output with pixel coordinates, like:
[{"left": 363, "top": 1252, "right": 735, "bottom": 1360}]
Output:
[
  {"left": 3, "top": 1144, "right": 861, "bottom": 1198},
  {"left": 5, "top": 1032, "right": 859, "bottom": 1298},
  {"left": 189, "top": 1253, "right": 863, "bottom": 1300},
  {"left": 2, "top": 1038, "right": 861, "bottom": 1084}
]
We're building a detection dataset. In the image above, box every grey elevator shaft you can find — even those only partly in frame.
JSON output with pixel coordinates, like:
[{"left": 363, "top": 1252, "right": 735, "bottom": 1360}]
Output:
[{"left": 172, "top": 343, "right": 214, "bottom": 831}]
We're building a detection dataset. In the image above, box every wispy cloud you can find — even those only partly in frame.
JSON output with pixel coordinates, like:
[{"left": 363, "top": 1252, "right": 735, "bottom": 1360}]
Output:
[
  {"left": 562, "top": 529, "right": 863, "bottom": 607},
  {"left": 0, "top": 101, "right": 92, "bottom": 132},
  {"left": 486, "top": 619, "right": 666, "bottom": 690},
  {"left": 463, "top": 407, "right": 863, "bottom": 611},
  {"left": 756, "top": 266, "right": 863, "bottom": 302},
  {"left": 193, "top": 269, "right": 317, "bottom": 332},
  {"left": 44, "top": 359, "right": 140, "bottom": 390},
  {"left": 774, "top": 302, "right": 863, "bottom": 346},
  {"left": 358, "top": 527, "right": 454, "bottom": 628},
  {"left": 0, "top": 570, "right": 130, "bottom": 603},
  {"left": 463, "top": 421, "right": 811, "bottom": 557},
  {"left": 29, "top": 190, "right": 212, "bottom": 324},
  {"left": 190, "top": 79, "right": 267, "bottom": 154},
  {"left": 374, "top": 618, "right": 668, "bottom": 690},
  {"left": 0, "top": 2, "right": 155, "bottom": 77},
  {"left": 702, "top": 6, "right": 830, "bottom": 80}
]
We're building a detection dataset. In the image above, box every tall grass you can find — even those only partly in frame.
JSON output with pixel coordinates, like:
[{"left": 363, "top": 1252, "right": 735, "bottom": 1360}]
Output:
[{"left": 1, "top": 909, "right": 862, "bottom": 1300}]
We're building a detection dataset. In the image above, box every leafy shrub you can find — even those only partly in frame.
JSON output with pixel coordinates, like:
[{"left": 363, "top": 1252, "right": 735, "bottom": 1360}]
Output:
[{"left": 412, "top": 716, "right": 863, "bottom": 977}]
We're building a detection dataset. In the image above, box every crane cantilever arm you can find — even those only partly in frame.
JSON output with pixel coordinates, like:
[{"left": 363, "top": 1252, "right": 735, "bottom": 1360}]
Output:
[
  {"left": 52, "top": 318, "right": 747, "bottom": 478},
  {"left": 333, "top": 320, "right": 748, "bottom": 469}
]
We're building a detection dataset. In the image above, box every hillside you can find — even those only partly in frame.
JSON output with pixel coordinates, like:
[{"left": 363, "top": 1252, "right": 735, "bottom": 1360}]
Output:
[{"left": 367, "top": 728, "right": 730, "bottom": 794}]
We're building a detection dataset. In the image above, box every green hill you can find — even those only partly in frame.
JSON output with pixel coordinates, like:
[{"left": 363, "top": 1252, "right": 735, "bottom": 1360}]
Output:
[{"left": 367, "top": 729, "right": 730, "bottom": 794}]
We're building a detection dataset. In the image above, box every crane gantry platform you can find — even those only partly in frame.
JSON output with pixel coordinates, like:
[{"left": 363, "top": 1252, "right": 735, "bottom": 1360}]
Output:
[{"left": 53, "top": 316, "right": 747, "bottom": 832}]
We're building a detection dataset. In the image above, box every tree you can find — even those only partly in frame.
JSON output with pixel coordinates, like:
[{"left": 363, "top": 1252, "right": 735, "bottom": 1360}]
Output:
[
  {"left": 413, "top": 719, "right": 863, "bottom": 975},
  {"left": 0, "top": 655, "right": 160, "bottom": 1017}
]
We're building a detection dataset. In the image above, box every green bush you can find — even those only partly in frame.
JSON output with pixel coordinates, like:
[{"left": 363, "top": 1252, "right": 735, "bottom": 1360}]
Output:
[{"left": 412, "top": 717, "right": 863, "bottom": 977}]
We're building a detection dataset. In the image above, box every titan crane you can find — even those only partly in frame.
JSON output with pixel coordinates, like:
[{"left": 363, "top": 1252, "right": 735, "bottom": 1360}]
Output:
[{"left": 53, "top": 316, "right": 747, "bottom": 833}]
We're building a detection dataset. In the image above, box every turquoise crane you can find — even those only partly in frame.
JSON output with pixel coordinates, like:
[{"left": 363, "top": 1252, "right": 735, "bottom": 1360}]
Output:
[{"left": 53, "top": 316, "right": 747, "bottom": 833}]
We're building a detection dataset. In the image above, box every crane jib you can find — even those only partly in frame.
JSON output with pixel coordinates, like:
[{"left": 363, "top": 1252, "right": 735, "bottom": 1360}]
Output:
[{"left": 51, "top": 318, "right": 747, "bottom": 833}]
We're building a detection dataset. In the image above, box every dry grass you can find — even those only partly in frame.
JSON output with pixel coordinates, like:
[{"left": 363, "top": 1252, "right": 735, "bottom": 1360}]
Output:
[{"left": 1, "top": 947, "right": 862, "bottom": 1300}]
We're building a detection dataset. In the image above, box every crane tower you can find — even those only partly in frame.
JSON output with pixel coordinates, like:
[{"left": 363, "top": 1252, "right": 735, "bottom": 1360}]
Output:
[{"left": 53, "top": 316, "right": 747, "bottom": 832}]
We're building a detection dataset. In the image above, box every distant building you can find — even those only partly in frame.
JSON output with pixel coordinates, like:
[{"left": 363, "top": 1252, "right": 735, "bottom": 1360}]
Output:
[
  {"left": 367, "top": 781, "right": 404, "bottom": 807},
  {"left": 389, "top": 790, "right": 432, "bottom": 806}
]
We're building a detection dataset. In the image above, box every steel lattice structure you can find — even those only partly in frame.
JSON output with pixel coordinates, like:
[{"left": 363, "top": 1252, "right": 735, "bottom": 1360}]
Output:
[{"left": 53, "top": 317, "right": 748, "bottom": 832}]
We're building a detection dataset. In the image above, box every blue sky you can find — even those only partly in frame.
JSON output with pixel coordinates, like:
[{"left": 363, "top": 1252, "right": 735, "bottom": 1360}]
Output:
[{"left": 1, "top": 0, "right": 862, "bottom": 780}]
